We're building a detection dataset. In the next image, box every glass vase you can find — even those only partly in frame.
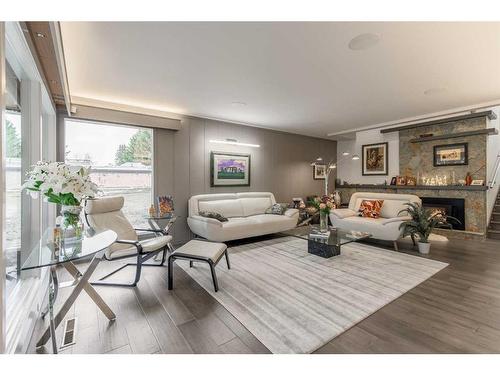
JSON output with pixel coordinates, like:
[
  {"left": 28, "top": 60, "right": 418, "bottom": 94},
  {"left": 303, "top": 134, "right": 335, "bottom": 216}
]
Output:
[
  {"left": 319, "top": 210, "right": 328, "bottom": 233},
  {"left": 61, "top": 205, "right": 84, "bottom": 240}
]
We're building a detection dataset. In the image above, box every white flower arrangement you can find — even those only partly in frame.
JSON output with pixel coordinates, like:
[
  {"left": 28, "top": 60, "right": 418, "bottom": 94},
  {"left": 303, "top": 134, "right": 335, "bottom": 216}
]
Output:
[{"left": 22, "top": 161, "right": 99, "bottom": 206}]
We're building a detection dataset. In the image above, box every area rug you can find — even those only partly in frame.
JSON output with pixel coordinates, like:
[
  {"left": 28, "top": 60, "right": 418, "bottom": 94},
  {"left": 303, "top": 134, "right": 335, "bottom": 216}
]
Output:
[{"left": 178, "top": 237, "right": 448, "bottom": 353}]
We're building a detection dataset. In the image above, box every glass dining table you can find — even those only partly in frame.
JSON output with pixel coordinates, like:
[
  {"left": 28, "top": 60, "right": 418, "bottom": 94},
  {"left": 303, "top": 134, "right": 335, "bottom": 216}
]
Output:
[{"left": 22, "top": 228, "right": 118, "bottom": 354}]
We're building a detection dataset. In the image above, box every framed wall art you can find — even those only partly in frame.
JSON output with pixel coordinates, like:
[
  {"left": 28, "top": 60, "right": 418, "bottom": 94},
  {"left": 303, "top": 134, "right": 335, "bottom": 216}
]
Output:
[
  {"left": 313, "top": 164, "right": 326, "bottom": 180},
  {"left": 433, "top": 143, "right": 468, "bottom": 167},
  {"left": 362, "top": 142, "right": 389, "bottom": 176},
  {"left": 210, "top": 151, "right": 251, "bottom": 187}
]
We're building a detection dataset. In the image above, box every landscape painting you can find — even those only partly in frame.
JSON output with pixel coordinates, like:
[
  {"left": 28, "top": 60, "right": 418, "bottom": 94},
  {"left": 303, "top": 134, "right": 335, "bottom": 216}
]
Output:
[
  {"left": 210, "top": 152, "right": 251, "bottom": 186},
  {"left": 433, "top": 143, "right": 468, "bottom": 167}
]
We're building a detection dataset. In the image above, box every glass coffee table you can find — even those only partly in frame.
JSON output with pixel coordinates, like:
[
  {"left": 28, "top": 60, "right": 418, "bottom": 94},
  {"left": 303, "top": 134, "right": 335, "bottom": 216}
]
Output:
[{"left": 280, "top": 225, "right": 372, "bottom": 258}]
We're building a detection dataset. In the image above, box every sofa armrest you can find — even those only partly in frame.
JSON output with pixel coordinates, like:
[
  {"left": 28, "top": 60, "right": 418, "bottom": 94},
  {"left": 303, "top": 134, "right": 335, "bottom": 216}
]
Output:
[
  {"left": 330, "top": 209, "right": 357, "bottom": 219},
  {"left": 381, "top": 215, "right": 412, "bottom": 225},
  {"left": 284, "top": 208, "right": 299, "bottom": 218},
  {"left": 188, "top": 215, "right": 224, "bottom": 227}
]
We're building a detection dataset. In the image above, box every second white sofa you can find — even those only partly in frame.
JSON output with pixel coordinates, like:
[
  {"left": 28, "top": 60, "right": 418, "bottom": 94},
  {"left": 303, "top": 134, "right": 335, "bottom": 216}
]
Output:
[
  {"left": 329, "top": 192, "right": 421, "bottom": 249},
  {"left": 187, "top": 192, "right": 299, "bottom": 242}
]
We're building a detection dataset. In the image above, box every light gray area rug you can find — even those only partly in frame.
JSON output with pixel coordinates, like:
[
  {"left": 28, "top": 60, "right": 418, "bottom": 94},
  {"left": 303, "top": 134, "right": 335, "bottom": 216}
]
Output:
[{"left": 178, "top": 237, "right": 448, "bottom": 353}]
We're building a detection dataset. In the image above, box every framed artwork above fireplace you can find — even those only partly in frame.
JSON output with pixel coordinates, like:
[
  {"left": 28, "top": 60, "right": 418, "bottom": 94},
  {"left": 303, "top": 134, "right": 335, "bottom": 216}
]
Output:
[{"left": 433, "top": 143, "right": 468, "bottom": 167}]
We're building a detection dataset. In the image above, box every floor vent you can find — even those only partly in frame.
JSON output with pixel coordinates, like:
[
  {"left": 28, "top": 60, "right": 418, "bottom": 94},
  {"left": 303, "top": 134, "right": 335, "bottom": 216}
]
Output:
[{"left": 60, "top": 317, "right": 77, "bottom": 350}]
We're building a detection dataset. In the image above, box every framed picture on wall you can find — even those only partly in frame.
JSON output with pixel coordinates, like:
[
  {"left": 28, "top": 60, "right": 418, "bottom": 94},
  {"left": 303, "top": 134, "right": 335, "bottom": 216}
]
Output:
[
  {"left": 210, "top": 151, "right": 251, "bottom": 187},
  {"left": 433, "top": 143, "right": 468, "bottom": 167},
  {"left": 362, "top": 142, "right": 389, "bottom": 176},
  {"left": 313, "top": 164, "right": 326, "bottom": 180}
]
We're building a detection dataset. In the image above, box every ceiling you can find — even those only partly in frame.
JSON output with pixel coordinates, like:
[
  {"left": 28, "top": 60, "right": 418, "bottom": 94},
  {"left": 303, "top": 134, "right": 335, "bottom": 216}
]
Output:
[{"left": 60, "top": 22, "right": 500, "bottom": 138}]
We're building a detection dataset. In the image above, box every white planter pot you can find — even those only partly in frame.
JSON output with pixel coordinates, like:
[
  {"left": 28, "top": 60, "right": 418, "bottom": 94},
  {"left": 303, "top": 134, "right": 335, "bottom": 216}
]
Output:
[{"left": 417, "top": 242, "right": 431, "bottom": 254}]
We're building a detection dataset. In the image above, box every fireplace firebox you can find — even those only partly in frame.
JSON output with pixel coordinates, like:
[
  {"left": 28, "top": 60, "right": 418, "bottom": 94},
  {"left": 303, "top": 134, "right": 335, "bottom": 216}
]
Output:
[{"left": 420, "top": 197, "right": 465, "bottom": 231}]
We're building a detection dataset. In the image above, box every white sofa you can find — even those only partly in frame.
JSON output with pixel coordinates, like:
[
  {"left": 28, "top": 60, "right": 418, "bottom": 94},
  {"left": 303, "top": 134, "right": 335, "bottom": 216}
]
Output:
[
  {"left": 187, "top": 192, "right": 299, "bottom": 242},
  {"left": 329, "top": 192, "right": 421, "bottom": 248}
]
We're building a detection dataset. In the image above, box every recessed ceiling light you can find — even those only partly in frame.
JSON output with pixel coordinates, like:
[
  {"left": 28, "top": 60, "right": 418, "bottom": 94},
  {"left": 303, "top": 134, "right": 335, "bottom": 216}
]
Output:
[
  {"left": 316, "top": 157, "right": 323, "bottom": 162},
  {"left": 35, "top": 32, "right": 46, "bottom": 38},
  {"left": 342, "top": 151, "right": 350, "bottom": 156},
  {"left": 424, "top": 87, "right": 447, "bottom": 96},
  {"left": 352, "top": 154, "right": 360, "bottom": 160},
  {"left": 231, "top": 101, "right": 247, "bottom": 107},
  {"left": 348, "top": 33, "right": 380, "bottom": 51}
]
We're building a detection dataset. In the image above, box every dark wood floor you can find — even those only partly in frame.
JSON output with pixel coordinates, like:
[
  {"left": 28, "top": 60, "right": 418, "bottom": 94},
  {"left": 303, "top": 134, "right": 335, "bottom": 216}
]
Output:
[{"left": 29, "top": 235, "right": 500, "bottom": 354}]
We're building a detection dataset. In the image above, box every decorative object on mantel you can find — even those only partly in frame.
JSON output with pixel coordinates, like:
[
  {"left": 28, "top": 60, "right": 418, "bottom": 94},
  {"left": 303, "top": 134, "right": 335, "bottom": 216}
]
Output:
[
  {"left": 22, "top": 161, "right": 99, "bottom": 240},
  {"left": 399, "top": 202, "right": 460, "bottom": 254},
  {"left": 390, "top": 176, "right": 397, "bottom": 185},
  {"left": 307, "top": 195, "right": 336, "bottom": 233},
  {"left": 406, "top": 176, "right": 417, "bottom": 186},
  {"left": 471, "top": 179, "right": 484, "bottom": 186},
  {"left": 465, "top": 172, "right": 473, "bottom": 186},
  {"left": 362, "top": 142, "right": 388, "bottom": 176},
  {"left": 433, "top": 143, "right": 468, "bottom": 167},
  {"left": 396, "top": 176, "right": 407, "bottom": 186}
]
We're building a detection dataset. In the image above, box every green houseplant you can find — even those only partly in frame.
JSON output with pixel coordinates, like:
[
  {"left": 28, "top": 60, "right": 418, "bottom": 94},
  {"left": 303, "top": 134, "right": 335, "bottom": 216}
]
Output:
[{"left": 398, "top": 202, "right": 460, "bottom": 254}]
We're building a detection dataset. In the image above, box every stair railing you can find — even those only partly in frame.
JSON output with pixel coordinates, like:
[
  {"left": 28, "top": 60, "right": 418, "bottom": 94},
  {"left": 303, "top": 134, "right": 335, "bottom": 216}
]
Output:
[{"left": 489, "top": 153, "right": 500, "bottom": 189}]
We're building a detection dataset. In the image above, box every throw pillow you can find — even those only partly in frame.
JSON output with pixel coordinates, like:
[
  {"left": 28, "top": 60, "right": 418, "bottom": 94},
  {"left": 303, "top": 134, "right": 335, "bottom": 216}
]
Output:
[
  {"left": 358, "top": 200, "right": 384, "bottom": 218},
  {"left": 198, "top": 211, "right": 228, "bottom": 222},
  {"left": 265, "top": 203, "right": 288, "bottom": 215}
]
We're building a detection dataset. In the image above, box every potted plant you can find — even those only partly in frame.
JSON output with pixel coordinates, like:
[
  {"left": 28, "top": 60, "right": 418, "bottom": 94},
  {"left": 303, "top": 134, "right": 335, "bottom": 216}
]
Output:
[
  {"left": 399, "top": 202, "right": 460, "bottom": 254},
  {"left": 23, "top": 161, "right": 99, "bottom": 239},
  {"left": 308, "top": 194, "right": 336, "bottom": 232}
]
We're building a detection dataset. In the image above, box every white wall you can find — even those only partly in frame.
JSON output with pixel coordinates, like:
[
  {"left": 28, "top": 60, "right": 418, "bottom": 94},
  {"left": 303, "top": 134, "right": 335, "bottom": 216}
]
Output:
[
  {"left": 336, "top": 128, "right": 399, "bottom": 185},
  {"left": 487, "top": 107, "right": 500, "bottom": 223}
]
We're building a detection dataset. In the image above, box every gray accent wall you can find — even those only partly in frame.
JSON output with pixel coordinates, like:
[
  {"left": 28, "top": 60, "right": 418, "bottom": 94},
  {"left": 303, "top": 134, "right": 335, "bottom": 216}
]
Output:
[{"left": 155, "top": 117, "right": 337, "bottom": 243}]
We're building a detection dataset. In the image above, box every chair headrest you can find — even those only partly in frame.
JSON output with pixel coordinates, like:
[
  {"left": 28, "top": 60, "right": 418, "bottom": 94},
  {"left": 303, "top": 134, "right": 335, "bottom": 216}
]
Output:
[{"left": 85, "top": 196, "right": 124, "bottom": 215}]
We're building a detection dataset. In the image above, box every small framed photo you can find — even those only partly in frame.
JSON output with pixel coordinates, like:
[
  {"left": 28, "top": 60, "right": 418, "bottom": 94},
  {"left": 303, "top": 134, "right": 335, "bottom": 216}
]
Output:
[
  {"left": 396, "top": 176, "right": 407, "bottom": 186},
  {"left": 406, "top": 176, "right": 417, "bottom": 186},
  {"left": 313, "top": 164, "right": 326, "bottom": 180},
  {"left": 471, "top": 179, "right": 484, "bottom": 186},
  {"left": 433, "top": 143, "right": 468, "bottom": 167},
  {"left": 390, "top": 176, "right": 397, "bottom": 185},
  {"left": 362, "top": 142, "right": 389, "bottom": 176}
]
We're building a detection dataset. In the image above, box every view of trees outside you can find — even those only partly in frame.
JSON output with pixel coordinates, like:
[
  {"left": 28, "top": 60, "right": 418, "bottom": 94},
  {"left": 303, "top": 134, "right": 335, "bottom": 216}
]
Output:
[
  {"left": 4, "top": 112, "right": 22, "bottom": 281},
  {"left": 65, "top": 120, "right": 153, "bottom": 227}
]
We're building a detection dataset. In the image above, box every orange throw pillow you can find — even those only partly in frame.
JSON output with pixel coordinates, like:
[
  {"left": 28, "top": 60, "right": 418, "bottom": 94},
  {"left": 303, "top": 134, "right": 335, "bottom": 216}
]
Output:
[{"left": 358, "top": 199, "right": 384, "bottom": 218}]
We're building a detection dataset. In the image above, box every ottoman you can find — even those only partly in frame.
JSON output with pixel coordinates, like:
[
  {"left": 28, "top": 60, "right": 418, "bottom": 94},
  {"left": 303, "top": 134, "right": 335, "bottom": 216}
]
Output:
[{"left": 168, "top": 239, "right": 230, "bottom": 292}]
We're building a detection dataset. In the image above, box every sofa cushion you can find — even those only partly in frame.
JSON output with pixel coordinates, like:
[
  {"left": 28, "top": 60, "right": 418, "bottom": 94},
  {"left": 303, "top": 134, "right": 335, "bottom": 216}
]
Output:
[
  {"left": 199, "top": 211, "right": 228, "bottom": 222},
  {"left": 265, "top": 203, "right": 288, "bottom": 215},
  {"left": 240, "top": 197, "right": 273, "bottom": 216},
  {"left": 358, "top": 199, "right": 384, "bottom": 218},
  {"left": 198, "top": 199, "right": 244, "bottom": 218}
]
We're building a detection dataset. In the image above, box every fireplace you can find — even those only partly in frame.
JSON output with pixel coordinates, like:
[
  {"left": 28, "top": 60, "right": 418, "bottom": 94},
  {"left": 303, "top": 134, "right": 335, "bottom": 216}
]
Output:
[{"left": 421, "top": 197, "right": 465, "bottom": 231}]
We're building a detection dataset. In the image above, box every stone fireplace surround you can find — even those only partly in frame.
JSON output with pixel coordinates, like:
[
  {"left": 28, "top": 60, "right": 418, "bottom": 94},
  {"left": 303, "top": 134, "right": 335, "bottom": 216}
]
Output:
[{"left": 336, "top": 112, "right": 493, "bottom": 237}]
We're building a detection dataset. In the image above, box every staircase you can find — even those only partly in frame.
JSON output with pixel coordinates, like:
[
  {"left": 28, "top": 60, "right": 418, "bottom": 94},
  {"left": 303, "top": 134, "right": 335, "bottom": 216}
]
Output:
[{"left": 488, "top": 192, "right": 500, "bottom": 240}]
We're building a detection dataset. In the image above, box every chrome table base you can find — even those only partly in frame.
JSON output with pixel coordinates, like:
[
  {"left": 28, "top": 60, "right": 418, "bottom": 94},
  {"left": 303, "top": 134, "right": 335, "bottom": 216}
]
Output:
[{"left": 37, "top": 251, "right": 116, "bottom": 353}]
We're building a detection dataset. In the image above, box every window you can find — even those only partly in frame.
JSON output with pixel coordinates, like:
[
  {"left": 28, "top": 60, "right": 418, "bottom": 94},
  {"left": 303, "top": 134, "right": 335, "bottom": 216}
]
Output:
[
  {"left": 4, "top": 110, "right": 22, "bottom": 294},
  {"left": 64, "top": 119, "right": 153, "bottom": 227}
]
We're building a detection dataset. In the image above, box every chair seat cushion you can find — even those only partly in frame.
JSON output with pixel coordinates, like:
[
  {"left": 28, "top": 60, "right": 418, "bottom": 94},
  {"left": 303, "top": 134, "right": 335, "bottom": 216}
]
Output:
[
  {"left": 173, "top": 240, "right": 227, "bottom": 263},
  {"left": 108, "top": 235, "right": 172, "bottom": 259}
]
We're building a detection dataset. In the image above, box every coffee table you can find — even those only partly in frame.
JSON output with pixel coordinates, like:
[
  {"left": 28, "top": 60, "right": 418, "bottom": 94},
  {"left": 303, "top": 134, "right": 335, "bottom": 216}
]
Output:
[{"left": 280, "top": 225, "right": 371, "bottom": 258}]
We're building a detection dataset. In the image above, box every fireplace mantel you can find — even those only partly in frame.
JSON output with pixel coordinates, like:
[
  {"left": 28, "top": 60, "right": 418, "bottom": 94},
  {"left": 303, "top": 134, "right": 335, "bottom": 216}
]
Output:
[{"left": 336, "top": 184, "right": 488, "bottom": 191}]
